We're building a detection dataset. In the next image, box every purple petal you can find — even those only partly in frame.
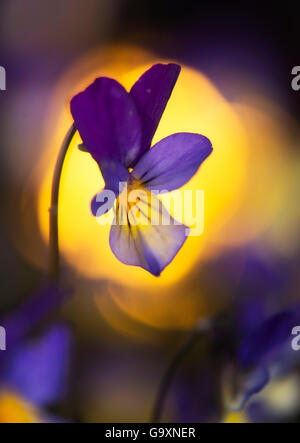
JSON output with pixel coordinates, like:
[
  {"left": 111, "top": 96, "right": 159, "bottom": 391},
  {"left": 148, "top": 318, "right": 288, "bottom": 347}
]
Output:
[
  {"left": 2, "top": 325, "right": 71, "bottom": 406},
  {"left": 236, "top": 367, "right": 270, "bottom": 410},
  {"left": 91, "top": 160, "right": 130, "bottom": 216},
  {"left": 109, "top": 191, "right": 188, "bottom": 276},
  {"left": 130, "top": 63, "right": 181, "bottom": 161},
  {"left": 70, "top": 78, "right": 142, "bottom": 167},
  {"left": 238, "top": 298, "right": 267, "bottom": 338},
  {"left": 238, "top": 306, "right": 300, "bottom": 368},
  {"left": 132, "top": 133, "right": 212, "bottom": 192}
]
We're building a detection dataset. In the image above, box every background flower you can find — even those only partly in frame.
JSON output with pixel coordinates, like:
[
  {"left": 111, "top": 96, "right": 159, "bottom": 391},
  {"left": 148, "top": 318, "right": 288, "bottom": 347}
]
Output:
[{"left": 0, "top": 324, "right": 72, "bottom": 423}]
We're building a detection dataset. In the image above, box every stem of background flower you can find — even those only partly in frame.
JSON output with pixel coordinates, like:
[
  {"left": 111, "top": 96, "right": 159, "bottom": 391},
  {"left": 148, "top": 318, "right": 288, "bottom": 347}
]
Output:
[
  {"left": 151, "top": 319, "right": 212, "bottom": 423},
  {"left": 49, "top": 124, "right": 76, "bottom": 281}
]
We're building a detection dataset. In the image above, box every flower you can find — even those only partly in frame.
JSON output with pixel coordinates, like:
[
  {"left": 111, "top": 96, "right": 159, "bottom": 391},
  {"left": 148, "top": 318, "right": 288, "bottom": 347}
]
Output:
[
  {"left": 0, "top": 325, "right": 71, "bottom": 422},
  {"left": 234, "top": 304, "right": 300, "bottom": 410},
  {"left": 0, "top": 286, "right": 72, "bottom": 423},
  {"left": 70, "top": 63, "right": 212, "bottom": 276}
]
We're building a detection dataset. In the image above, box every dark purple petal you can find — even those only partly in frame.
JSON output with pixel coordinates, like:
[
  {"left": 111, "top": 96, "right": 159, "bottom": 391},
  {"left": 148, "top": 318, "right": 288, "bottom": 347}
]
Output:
[
  {"left": 91, "top": 160, "right": 130, "bottom": 216},
  {"left": 70, "top": 77, "right": 142, "bottom": 167},
  {"left": 237, "top": 298, "right": 267, "bottom": 338},
  {"left": 132, "top": 132, "right": 212, "bottom": 192},
  {"left": 238, "top": 306, "right": 300, "bottom": 368},
  {"left": 109, "top": 192, "right": 188, "bottom": 276},
  {"left": 2, "top": 325, "right": 71, "bottom": 406},
  {"left": 130, "top": 63, "right": 181, "bottom": 161},
  {"left": 91, "top": 191, "right": 114, "bottom": 217}
]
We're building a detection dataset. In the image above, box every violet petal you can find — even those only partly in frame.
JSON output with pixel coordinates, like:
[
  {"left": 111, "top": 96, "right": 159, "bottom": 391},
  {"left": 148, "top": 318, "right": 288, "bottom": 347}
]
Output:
[
  {"left": 71, "top": 77, "right": 142, "bottom": 167},
  {"left": 130, "top": 63, "right": 181, "bottom": 162},
  {"left": 109, "top": 191, "right": 188, "bottom": 276},
  {"left": 2, "top": 325, "right": 71, "bottom": 407},
  {"left": 132, "top": 132, "right": 212, "bottom": 192},
  {"left": 91, "top": 160, "right": 130, "bottom": 216}
]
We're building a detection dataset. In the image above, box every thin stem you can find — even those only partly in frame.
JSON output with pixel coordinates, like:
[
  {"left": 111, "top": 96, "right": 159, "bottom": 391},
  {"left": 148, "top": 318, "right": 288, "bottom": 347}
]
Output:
[
  {"left": 49, "top": 124, "right": 76, "bottom": 281},
  {"left": 151, "top": 320, "right": 212, "bottom": 423}
]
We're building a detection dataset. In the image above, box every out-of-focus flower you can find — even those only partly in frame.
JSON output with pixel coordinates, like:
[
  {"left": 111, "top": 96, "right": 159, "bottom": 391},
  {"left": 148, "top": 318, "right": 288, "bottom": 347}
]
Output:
[
  {"left": 235, "top": 305, "right": 300, "bottom": 410},
  {"left": 179, "top": 252, "right": 300, "bottom": 422},
  {"left": 219, "top": 253, "right": 300, "bottom": 420},
  {"left": 0, "top": 325, "right": 71, "bottom": 423},
  {"left": 70, "top": 63, "right": 212, "bottom": 276}
]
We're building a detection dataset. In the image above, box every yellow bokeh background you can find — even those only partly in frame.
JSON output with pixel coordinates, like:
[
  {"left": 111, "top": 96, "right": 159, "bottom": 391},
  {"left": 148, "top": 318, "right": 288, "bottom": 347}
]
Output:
[{"left": 12, "top": 44, "right": 294, "bottom": 333}]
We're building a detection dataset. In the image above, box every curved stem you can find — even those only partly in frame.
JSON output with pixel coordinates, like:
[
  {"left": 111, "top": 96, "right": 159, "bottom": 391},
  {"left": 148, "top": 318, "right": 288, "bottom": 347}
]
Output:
[
  {"left": 49, "top": 124, "right": 76, "bottom": 281},
  {"left": 151, "top": 320, "right": 212, "bottom": 423}
]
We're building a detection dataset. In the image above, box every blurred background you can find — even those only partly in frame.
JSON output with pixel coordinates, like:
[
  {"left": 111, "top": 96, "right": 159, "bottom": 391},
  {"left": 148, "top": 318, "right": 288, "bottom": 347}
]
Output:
[{"left": 0, "top": 0, "right": 299, "bottom": 422}]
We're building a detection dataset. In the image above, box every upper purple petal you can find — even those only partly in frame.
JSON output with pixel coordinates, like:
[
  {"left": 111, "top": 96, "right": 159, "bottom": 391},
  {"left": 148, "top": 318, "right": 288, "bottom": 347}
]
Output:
[
  {"left": 132, "top": 132, "right": 212, "bottom": 192},
  {"left": 130, "top": 63, "right": 181, "bottom": 162},
  {"left": 70, "top": 77, "right": 142, "bottom": 167}
]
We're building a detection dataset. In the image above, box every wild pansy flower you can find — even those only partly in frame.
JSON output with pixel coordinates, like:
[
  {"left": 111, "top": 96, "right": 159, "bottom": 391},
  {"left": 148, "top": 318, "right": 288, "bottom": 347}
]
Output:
[
  {"left": 0, "top": 325, "right": 71, "bottom": 422},
  {"left": 70, "top": 63, "right": 212, "bottom": 276},
  {"left": 0, "top": 286, "right": 72, "bottom": 422},
  {"left": 232, "top": 303, "right": 300, "bottom": 411}
]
